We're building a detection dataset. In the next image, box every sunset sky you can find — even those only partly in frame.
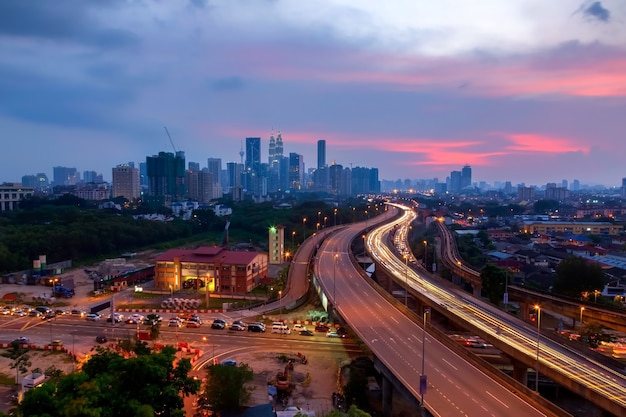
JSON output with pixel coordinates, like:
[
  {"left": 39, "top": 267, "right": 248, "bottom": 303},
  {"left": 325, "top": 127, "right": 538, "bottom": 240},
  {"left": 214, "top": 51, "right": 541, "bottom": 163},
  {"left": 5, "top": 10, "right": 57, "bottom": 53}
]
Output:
[{"left": 1, "top": 0, "right": 625, "bottom": 187}]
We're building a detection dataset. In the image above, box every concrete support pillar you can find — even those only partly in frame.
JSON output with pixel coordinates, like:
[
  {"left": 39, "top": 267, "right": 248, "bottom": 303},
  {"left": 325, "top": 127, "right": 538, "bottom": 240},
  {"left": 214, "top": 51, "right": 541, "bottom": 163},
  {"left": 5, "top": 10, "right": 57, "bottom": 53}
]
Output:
[
  {"left": 471, "top": 282, "right": 482, "bottom": 298},
  {"left": 509, "top": 356, "right": 529, "bottom": 386},
  {"left": 382, "top": 374, "right": 393, "bottom": 417}
]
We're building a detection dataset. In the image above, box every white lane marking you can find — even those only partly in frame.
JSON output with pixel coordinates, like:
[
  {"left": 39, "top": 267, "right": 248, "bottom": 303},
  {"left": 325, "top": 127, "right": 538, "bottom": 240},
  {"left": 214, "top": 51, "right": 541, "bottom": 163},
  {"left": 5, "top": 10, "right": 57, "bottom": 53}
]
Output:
[{"left": 485, "top": 390, "right": 509, "bottom": 408}]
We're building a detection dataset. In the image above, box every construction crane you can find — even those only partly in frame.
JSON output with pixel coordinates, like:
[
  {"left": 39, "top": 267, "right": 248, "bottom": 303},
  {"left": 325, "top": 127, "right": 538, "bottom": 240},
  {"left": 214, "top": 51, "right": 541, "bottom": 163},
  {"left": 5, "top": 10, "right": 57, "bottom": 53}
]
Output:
[{"left": 163, "top": 126, "right": 177, "bottom": 153}]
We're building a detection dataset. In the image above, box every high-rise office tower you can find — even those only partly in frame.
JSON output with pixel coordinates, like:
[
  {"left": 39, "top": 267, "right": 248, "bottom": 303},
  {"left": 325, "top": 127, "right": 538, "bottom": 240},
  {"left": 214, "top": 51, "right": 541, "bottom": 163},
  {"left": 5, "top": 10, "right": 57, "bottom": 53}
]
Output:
[
  {"left": 622, "top": 178, "right": 626, "bottom": 199},
  {"left": 461, "top": 165, "right": 472, "bottom": 189},
  {"left": 245, "top": 137, "right": 261, "bottom": 173},
  {"left": 188, "top": 162, "right": 200, "bottom": 172},
  {"left": 268, "top": 133, "right": 276, "bottom": 165},
  {"left": 449, "top": 170, "right": 462, "bottom": 193},
  {"left": 186, "top": 170, "right": 213, "bottom": 203},
  {"left": 288, "top": 153, "right": 304, "bottom": 190},
  {"left": 146, "top": 151, "right": 186, "bottom": 200},
  {"left": 275, "top": 131, "right": 284, "bottom": 159},
  {"left": 112, "top": 164, "right": 140, "bottom": 200},
  {"left": 317, "top": 139, "right": 326, "bottom": 170},
  {"left": 207, "top": 158, "right": 222, "bottom": 190},
  {"left": 53, "top": 166, "right": 79, "bottom": 186}
]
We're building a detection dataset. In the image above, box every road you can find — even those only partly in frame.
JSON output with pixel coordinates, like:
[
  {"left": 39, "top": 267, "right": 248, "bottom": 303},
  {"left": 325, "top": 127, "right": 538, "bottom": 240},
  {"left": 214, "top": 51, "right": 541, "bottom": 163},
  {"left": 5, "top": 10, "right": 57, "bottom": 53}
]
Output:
[
  {"left": 314, "top": 208, "right": 549, "bottom": 417},
  {"left": 368, "top": 203, "right": 626, "bottom": 416}
]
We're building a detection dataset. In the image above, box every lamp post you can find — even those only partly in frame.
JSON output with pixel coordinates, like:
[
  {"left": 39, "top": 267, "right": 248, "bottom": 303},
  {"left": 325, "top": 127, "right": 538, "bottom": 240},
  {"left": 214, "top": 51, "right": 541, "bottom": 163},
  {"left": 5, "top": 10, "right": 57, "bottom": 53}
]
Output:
[
  {"left": 504, "top": 269, "right": 509, "bottom": 312},
  {"left": 279, "top": 290, "right": 283, "bottom": 321},
  {"left": 423, "top": 240, "right": 428, "bottom": 269},
  {"left": 317, "top": 211, "right": 321, "bottom": 226},
  {"left": 580, "top": 306, "right": 585, "bottom": 326},
  {"left": 324, "top": 216, "right": 328, "bottom": 228},
  {"left": 534, "top": 304, "right": 541, "bottom": 392},
  {"left": 421, "top": 307, "right": 430, "bottom": 412},
  {"left": 302, "top": 218, "right": 307, "bottom": 243},
  {"left": 333, "top": 253, "right": 339, "bottom": 304},
  {"left": 292, "top": 231, "right": 296, "bottom": 249},
  {"left": 594, "top": 290, "right": 600, "bottom": 303},
  {"left": 403, "top": 253, "right": 409, "bottom": 306},
  {"left": 334, "top": 208, "right": 338, "bottom": 226}
]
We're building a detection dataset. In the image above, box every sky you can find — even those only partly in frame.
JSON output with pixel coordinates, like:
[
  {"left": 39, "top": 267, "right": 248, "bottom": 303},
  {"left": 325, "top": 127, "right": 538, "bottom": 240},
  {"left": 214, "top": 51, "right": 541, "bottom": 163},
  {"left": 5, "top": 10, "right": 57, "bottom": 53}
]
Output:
[{"left": 1, "top": 0, "right": 626, "bottom": 188}]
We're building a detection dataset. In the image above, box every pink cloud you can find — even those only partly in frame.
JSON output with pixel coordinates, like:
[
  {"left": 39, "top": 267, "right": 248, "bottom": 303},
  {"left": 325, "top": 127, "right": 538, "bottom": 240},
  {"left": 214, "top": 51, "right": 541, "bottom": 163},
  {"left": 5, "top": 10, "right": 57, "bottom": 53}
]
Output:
[
  {"left": 495, "top": 132, "right": 590, "bottom": 154},
  {"left": 221, "top": 43, "right": 626, "bottom": 98}
]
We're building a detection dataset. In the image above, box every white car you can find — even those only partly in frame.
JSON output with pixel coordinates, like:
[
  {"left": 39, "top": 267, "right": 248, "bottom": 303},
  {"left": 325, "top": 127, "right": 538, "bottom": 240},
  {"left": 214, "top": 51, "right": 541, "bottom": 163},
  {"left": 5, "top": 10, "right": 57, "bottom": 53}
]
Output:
[
  {"left": 292, "top": 324, "right": 307, "bottom": 332},
  {"left": 85, "top": 313, "right": 101, "bottom": 321}
]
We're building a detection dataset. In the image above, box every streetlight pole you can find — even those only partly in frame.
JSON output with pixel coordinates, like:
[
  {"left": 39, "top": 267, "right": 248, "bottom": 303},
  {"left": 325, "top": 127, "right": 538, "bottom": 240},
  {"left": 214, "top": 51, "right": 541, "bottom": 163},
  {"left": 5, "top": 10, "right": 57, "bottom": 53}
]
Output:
[
  {"left": 504, "top": 269, "right": 509, "bottom": 312},
  {"left": 423, "top": 240, "right": 428, "bottom": 270},
  {"left": 302, "top": 218, "right": 307, "bottom": 243},
  {"left": 404, "top": 253, "right": 409, "bottom": 306},
  {"left": 333, "top": 254, "right": 339, "bottom": 305},
  {"left": 279, "top": 290, "right": 283, "bottom": 321},
  {"left": 292, "top": 231, "right": 296, "bottom": 250},
  {"left": 334, "top": 208, "right": 337, "bottom": 226},
  {"left": 534, "top": 304, "right": 541, "bottom": 392},
  {"left": 580, "top": 306, "right": 585, "bottom": 326},
  {"left": 421, "top": 307, "right": 430, "bottom": 413}
]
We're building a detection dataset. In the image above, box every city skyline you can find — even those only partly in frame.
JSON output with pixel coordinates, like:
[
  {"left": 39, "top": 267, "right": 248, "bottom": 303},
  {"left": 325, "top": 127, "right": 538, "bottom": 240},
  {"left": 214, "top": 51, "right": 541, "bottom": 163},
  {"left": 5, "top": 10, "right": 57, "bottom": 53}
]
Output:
[{"left": 2, "top": 1, "right": 626, "bottom": 187}]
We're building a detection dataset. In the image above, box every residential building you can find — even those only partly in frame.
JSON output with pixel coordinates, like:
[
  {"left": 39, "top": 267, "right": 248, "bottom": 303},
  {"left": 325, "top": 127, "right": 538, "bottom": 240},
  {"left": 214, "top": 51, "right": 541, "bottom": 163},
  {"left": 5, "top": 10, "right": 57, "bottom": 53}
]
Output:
[
  {"left": 269, "top": 225, "right": 285, "bottom": 264},
  {"left": 0, "top": 183, "right": 34, "bottom": 211},
  {"left": 112, "top": 164, "right": 140, "bottom": 200},
  {"left": 146, "top": 151, "right": 186, "bottom": 201}
]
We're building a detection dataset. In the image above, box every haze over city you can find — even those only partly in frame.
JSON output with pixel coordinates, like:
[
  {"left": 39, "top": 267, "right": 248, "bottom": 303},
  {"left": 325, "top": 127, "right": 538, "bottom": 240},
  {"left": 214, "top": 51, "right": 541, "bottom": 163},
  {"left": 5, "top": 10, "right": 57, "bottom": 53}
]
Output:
[{"left": 1, "top": 0, "right": 625, "bottom": 187}]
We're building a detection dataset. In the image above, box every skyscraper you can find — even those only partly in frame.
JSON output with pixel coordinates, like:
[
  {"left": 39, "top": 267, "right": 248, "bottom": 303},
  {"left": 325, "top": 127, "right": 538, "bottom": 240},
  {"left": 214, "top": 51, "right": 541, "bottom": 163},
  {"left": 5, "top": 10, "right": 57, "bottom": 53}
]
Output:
[
  {"left": 245, "top": 137, "right": 261, "bottom": 174},
  {"left": 146, "top": 151, "right": 186, "bottom": 200},
  {"left": 268, "top": 133, "right": 276, "bottom": 165},
  {"left": 317, "top": 139, "right": 326, "bottom": 170},
  {"left": 53, "top": 166, "right": 79, "bottom": 186},
  {"left": 207, "top": 158, "right": 221, "bottom": 179},
  {"left": 289, "top": 153, "right": 304, "bottom": 190},
  {"left": 112, "top": 164, "right": 140, "bottom": 200},
  {"left": 461, "top": 165, "right": 472, "bottom": 189}
]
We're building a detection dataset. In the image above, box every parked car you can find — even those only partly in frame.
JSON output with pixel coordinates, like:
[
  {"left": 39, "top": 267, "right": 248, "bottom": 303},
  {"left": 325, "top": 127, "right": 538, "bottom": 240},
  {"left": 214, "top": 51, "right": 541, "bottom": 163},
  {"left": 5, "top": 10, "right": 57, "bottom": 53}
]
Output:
[
  {"left": 232, "top": 320, "right": 247, "bottom": 328},
  {"left": 144, "top": 314, "right": 162, "bottom": 325},
  {"left": 12, "top": 309, "right": 27, "bottom": 317},
  {"left": 186, "top": 320, "right": 201, "bottom": 328},
  {"left": 221, "top": 359, "right": 237, "bottom": 366},
  {"left": 71, "top": 309, "right": 86, "bottom": 317},
  {"left": 13, "top": 337, "right": 30, "bottom": 344},
  {"left": 229, "top": 323, "right": 246, "bottom": 331},
  {"left": 336, "top": 327, "right": 348, "bottom": 336},
  {"left": 327, "top": 331, "right": 345, "bottom": 338},
  {"left": 96, "top": 335, "right": 108, "bottom": 344},
  {"left": 211, "top": 321, "right": 225, "bottom": 330},
  {"left": 169, "top": 319, "right": 184, "bottom": 327},
  {"left": 314, "top": 324, "right": 330, "bottom": 332},
  {"left": 54, "top": 309, "right": 68, "bottom": 316},
  {"left": 292, "top": 324, "right": 307, "bottom": 332},
  {"left": 247, "top": 323, "right": 265, "bottom": 333},
  {"left": 85, "top": 313, "right": 101, "bottom": 322},
  {"left": 299, "top": 329, "right": 315, "bottom": 337},
  {"left": 29, "top": 310, "right": 43, "bottom": 318},
  {"left": 50, "top": 339, "right": 63, "bottom": 347}
]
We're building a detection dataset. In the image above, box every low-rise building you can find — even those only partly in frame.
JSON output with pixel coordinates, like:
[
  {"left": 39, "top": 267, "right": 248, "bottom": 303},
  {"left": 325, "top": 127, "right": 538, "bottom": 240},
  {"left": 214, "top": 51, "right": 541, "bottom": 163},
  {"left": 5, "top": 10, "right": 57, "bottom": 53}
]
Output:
[{"left": 154, "top": 246, "right": 268, "bottom": 293}]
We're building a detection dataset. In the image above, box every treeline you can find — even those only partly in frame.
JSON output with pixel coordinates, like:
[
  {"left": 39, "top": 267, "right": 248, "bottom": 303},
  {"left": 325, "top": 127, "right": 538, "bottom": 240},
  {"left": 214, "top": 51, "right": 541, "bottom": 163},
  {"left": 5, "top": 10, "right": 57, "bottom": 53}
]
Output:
[{"left": 0, "top": 197, "right": 225, "bottom": 274}]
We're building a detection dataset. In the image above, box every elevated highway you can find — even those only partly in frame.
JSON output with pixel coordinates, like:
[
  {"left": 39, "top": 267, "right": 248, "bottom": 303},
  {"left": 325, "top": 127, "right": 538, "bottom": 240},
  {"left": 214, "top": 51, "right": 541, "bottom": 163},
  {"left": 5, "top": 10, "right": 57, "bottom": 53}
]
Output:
[
  {"left": 313, "top": 206, "right": 563, "bottom": 417},
  {"left": 436, "top": 220, "right": 626, "bottom": 334},
  {"left": 366, "top": 203, "right": 626, "bottom": 416}
]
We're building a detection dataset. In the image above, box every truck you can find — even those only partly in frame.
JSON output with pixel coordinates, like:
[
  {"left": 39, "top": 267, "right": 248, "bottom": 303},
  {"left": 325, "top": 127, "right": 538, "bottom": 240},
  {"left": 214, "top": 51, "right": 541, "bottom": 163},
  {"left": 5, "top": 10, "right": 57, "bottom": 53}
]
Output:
[{"left": 53, "top": 286, "right": 75, "bottom": 298}]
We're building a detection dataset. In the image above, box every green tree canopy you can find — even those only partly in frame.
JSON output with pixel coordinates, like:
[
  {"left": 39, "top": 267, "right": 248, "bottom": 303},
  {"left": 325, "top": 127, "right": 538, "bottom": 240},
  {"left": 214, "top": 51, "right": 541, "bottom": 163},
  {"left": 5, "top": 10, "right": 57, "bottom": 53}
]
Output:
[
  {"left": 552, "top": 256, "right": 605, "bottom": 298},
  {"left": 200, "top": 362, "right": 253, "bottom": 412},
  {"left": 16, "top": 346, "right": 199, "bottom": 417},
  {"left": 480, "top": 263, "right": 507, "bottom": 305}
]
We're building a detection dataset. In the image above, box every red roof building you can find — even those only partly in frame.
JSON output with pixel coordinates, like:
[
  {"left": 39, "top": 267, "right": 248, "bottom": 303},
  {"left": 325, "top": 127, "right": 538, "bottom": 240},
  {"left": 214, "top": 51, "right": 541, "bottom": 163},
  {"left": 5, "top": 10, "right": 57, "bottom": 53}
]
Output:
[{"left": 154, "top": 246, "right": 268, "bottom": 294}]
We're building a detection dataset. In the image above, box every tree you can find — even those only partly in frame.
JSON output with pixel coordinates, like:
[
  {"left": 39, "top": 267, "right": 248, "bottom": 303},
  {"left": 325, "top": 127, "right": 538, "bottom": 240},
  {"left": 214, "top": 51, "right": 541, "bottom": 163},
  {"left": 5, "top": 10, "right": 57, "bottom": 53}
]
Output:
[
  {"left": 200, "top": 362, "right": 253, "bottom": 412},
  {"left": 16, "top": 346, "right": 199, "bottom": 417},
  {"left": 1, "top": 340, "right": 32, "bottom": 384},
  {"left": 480, "top": 263, "right": 506, "bottom": 305},
  {"left": 552, "top": 256, "right": 605, "bottom": 298}
]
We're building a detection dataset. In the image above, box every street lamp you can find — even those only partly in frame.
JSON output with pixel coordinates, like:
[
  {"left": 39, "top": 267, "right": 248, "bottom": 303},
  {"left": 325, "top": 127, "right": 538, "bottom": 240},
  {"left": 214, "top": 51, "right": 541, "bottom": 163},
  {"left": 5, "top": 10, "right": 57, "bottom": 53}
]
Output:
[
  {"left": 421, "top": 307, "right": 430, "bottom": 411},
  {"left": 534, "top": 304, "right": 541, "bottom": 392},
  {"left": 168, "top": 284, "right": 173, "bottom": 299},
  {"left": 324, "top": 216, "right": 328, "bottom": 228},
  {"left": 279, "top": 290, "right": 283, "bottom": 321},
  {"left": 403, "top": 253, "right": 409, "bottom": 306},
  {"left": 302, "top": 218, "right": 307, "bottom": 243},
  {"left": 580, "top": 306, "right": 585, "bottom": 326},
  {"left": 334, "top": 208, "right": 338, "bottom": 226},
  {"left": 333, "top": 253, "right": 339, "bottom": 305},
  {"left": 594, "top": 289, "right": 600, "bottom": 303},
  {"left": 292, "top": 230, "right": 296, "bottom": 249},
  {"left": 423, "top": 241, "right": 428, "bottom": 269}
]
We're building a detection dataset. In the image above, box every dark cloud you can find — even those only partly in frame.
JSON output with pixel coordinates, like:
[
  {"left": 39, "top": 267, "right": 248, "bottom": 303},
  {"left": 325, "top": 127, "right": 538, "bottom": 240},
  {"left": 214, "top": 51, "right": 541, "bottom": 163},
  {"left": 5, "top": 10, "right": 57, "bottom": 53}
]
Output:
[
  {"left": 0, "top": 64, "right": 134, "bottom": 129},
  {"left": 0, "top": 0, "right": 137, "bottom": 48},
  {"left": 581, "top": 1, "right": 611, "bottom": 22},
  {"left": 211, "top": 76, "right": 244, "bottom": 92}
]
